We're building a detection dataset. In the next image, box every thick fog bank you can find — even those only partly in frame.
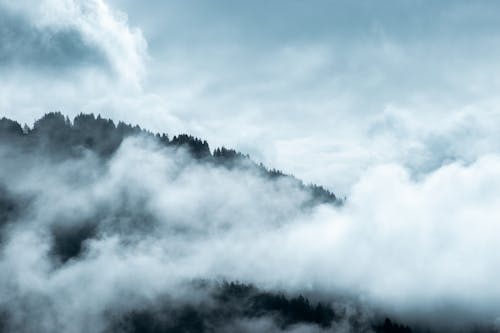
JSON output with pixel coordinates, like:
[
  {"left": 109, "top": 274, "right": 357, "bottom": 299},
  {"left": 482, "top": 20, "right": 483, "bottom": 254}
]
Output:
[{"left": 0, "top": 115, "right": 499, "bottom": 332}]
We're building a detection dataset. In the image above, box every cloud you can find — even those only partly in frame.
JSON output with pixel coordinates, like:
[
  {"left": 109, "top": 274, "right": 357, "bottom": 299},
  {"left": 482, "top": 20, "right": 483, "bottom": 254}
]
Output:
[
  {"left": 102, "top": 0, "right": 500, "bottom": 195},
  {"left": 0, "top": 0, "right": 146, "bottom": 83},
  {"left": 2, "top": 0, "right": 500, "bottom": 196},
  {"left": 0, "top": 0, "right": 166, "bottom": 142},
  {"left": 1, "top": 131, "right": 500, "bottom": 331},
  {"left": 0, "top": 135, "right": 335, "bottom": 332},
  {"left": 2, "top": 1, "right": 500, "bottom": 330},
  {"left": 0, "top": 8, "right": 108, "bottom": 71}
]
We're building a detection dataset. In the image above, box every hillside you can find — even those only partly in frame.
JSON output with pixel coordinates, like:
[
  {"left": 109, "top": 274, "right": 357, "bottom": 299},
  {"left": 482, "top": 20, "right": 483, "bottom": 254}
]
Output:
[
  {"left": 0, "top": 113, "right": 494, "bottom": 333},
  {"left": 0, "top": 112, "right": 340, "bottom": 207}
]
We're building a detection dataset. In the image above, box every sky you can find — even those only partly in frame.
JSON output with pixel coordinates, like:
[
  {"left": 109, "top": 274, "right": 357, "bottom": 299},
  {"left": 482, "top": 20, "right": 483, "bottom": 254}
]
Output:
[{"left": 2, "top": 0, "right": 500, "bottom": 193}]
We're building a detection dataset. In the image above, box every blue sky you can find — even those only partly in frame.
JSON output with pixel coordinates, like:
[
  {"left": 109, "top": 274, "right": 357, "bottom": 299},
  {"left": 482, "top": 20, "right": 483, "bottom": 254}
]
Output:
[{"left": 2, "top": 0, "right": 500, "bottom": 193}]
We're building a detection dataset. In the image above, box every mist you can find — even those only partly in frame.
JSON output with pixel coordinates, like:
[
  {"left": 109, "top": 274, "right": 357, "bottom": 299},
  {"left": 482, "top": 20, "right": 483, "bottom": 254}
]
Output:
[
  {"left": 0, "top": 115, "right": 499, "bottom": 332},
  {"left": 1, "top": 0, "right": 500, "bottom": 332}
]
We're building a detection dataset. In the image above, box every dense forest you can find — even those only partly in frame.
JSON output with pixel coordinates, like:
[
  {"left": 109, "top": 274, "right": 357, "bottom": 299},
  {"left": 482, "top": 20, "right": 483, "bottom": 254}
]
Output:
[{"left": 0, "top": 112, "right": 340, "bottom": 206}]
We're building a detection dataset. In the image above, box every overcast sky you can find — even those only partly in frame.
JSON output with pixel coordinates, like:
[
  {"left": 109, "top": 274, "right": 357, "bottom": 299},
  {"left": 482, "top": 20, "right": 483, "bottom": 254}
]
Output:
[
  {"left": 4, "top": 3, "right": 500, "bottom": 328},
  {"left": 2, "top": 0, "right": 500, "bottom": 193}
]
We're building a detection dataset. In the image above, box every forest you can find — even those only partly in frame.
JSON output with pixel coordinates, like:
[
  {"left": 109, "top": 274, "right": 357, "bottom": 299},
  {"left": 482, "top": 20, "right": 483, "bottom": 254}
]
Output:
[
  {"left": 0, "top": 112, "right": 340, "bottom": 206},
  {"left": 0, "top": 113, "right": 494, "bottom": 333}
]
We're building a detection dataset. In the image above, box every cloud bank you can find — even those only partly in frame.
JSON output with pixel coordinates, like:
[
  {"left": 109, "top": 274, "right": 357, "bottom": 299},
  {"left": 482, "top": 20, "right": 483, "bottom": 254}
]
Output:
[
  {"left": 3, "top": 0, "right": 500, "bottom": 194},
  {"left": 1, "top": 1, "right": 500, "bottom": 330},
  {"left": 0, "top": 0, "right": 146, "bottom": 81},
  {"left": 0, "top": 119, "right": 500, "bottom": 331}
]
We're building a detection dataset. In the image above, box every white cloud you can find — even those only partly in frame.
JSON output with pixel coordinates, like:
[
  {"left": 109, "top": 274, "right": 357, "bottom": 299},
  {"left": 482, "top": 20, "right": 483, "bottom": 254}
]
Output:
[
  {"left": 3, "top": 0, "right": 500, "bottom": 330},
  {"left": 0, "top": 0, "right": 147, "bottom": 83},
  {"left": 2, "top": 136, "right": 500, "bottom": 329}
]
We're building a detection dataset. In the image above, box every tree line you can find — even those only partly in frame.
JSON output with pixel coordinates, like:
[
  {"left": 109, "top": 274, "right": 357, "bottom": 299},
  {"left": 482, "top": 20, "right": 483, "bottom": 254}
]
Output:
[{"left": 0, "top": 112, "right": 341, "bottom": 206}]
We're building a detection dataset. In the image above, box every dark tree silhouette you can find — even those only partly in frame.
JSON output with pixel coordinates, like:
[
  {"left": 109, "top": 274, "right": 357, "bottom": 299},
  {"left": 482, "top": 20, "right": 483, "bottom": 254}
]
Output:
[
  {"left": 0, "top": 118, "right": 23, "bottom": 137},
  {"left": 0, "top": 186, "right": 18, "bottom": 231},
  {"left": 106, "top": 281, "right": 337, "bottom": 333},
  {"left": 374, "top": 318, "right": 413, "bottom": 333},
  {"left": 170, "top": 134, "right": 211, "bottom": 159},
  {"left": 0, "top": 113, "right": 342, "bottom": 205}
]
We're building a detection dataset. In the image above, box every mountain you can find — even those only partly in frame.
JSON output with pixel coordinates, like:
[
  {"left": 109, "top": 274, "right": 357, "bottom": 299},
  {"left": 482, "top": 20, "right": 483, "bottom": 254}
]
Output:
[
  {"left": 0, "top": 112, "right": 341, "bottom": 207},
  {"left": 0, "top": 113, "right": 493, "bottom": 333}
]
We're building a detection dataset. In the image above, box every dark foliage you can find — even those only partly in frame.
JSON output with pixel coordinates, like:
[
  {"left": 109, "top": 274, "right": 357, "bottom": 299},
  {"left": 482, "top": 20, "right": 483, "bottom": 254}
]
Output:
[
  {"left": 170, "top": 134, "right": 211, "bottom": 159},
  {"left": 107, "top": 281, "right": 337, "bottom": 333},
  {"left": 215, "top": 281, "right": 335, "bottom": 328},
  {"left": 306, "top": 184, "right": 339, "bottom": 205},
  {"left": 50, "top": 222, "right": 97, "bottom": 263},
  {"left": 0, "top": 118, "right": 23, "bottom": 137},
  {"left": 109, "top": 305, "right": 206, "bottom": 333},
  {"left": 249, "top": 292, "right": 335, "bottom": 328},
  {"left": 0, "top": 186, "right": 26, "bottom": 244},
  {"left": 0, "top": 113, "right": 342, "bottom": 205},
  {"left": 73, "top": 113, "right": 130, "bottom": 156},
  {"left": 0, "top": 186, "right": 17, "bottom": 228},
  {"left": 374, "top": 318, "right": 413, "bottom": 333},
  {"left": 213, "top": 147, "right": 249, "bottom": 168},
  {"left": 109, "top": 282, "right": 500, "bottom": 333}
]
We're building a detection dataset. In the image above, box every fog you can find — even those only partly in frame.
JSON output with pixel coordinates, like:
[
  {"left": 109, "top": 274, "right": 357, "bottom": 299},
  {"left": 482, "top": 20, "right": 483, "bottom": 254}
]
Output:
[
  {"left": 4, "top": 0, "right": 500, "bottom": 195},
  {"left": 1, "top": 0, "right": 500, "bottom": 331},
  {"left": 0, "top": 131, "right": 499, "bottom": 332}
]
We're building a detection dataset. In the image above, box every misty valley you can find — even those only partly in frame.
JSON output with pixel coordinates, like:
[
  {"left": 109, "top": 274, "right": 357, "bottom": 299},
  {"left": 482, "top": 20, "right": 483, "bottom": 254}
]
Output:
[
  {"left": 0, "top": 113, "right": 496, "bottom": 333},
  {"left": 2, "top": 0, "right": 500, "bottom": 331}
]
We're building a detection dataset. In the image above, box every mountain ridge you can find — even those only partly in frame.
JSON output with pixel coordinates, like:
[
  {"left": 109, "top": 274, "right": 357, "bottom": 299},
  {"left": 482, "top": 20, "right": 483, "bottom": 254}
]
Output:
[{"left": 0, "top": 112, "right": 342, "bottom": 206}]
